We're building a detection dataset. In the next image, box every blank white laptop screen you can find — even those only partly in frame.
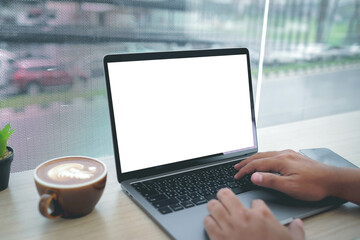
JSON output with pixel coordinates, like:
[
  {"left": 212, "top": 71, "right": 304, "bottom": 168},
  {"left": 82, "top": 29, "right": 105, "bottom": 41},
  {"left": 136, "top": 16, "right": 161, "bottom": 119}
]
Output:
[{"left": 107, "top": 54, "right": 255, "bottom": 173}]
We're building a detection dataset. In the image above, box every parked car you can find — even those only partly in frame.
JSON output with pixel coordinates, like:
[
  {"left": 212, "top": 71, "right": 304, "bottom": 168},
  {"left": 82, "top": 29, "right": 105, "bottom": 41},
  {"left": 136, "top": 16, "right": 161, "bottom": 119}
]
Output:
[
  {"left": 317, "top": 46, "right": 347, "bottom": 60},
  {"left": 0, "top": 49, "right": 16, "bottom": 89},
  {"left": 263, "top": 50, "right": 303, "bottom": 66},
  {"left": 301, "top": 44, "right": 350, "bottom": 62},
  {"left": 301, "top": 43, "right": 328, "bottom": 62},
  {"left": 345, "top": 44, "right": 360, "bottom": 58},
  {"left": 11, "top": 58, "right": 73, "bottom": 95}
]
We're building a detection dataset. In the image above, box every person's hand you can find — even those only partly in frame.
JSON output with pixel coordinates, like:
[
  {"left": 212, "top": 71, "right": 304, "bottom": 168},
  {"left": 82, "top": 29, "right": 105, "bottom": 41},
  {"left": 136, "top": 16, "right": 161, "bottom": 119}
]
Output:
[
  {"left": 234, "top": 149, "right": 335, "bottom": 201},
  {"left": 204, "top": 188, "right": 305, "bottom": 240}
]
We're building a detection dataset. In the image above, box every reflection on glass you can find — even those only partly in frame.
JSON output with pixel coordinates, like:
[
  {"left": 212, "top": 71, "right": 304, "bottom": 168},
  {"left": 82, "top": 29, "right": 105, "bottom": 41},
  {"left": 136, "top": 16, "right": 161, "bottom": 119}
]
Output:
[
  {"left": 259, "top": 0, "right": 360, "bottom": 127},
  {"left": 0, "top": 0, "right": 265, "bottom": 172}
]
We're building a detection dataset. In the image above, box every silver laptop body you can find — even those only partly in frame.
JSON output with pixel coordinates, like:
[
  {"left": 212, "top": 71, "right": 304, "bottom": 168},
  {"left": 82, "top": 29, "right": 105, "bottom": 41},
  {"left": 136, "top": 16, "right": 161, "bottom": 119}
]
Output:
[{"left": 103, "top": 48, "right": 353, "bottom": 239}]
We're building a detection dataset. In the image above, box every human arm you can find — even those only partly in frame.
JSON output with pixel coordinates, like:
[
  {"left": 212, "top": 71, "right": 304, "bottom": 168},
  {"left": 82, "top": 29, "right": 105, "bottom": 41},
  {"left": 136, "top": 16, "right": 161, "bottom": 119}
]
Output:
[
  {"left": 234, "top": 149, "right": 360, "bottom": 204},
  {"left": 204, "top": 188, "right": 305, "bottom": 240}
]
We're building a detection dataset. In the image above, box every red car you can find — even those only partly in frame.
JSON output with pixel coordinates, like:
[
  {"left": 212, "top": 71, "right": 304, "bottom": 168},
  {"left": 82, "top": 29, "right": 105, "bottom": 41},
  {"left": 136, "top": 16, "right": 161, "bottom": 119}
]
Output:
[{"left": 12, "top": 59, "right": 73, "bottom": 95}]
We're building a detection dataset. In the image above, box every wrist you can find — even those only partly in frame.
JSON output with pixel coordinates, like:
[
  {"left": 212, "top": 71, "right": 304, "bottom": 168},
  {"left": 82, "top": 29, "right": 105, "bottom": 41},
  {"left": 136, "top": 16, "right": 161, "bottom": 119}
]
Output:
[
  {"left": 324, "top": 167, "right": 356, "bottom": 199},
  {"left": 319, "top": 166, "right": 360, "bottom": 205},
  {"left": 321, "top": 166, "right": 341, "bottom": 198}
]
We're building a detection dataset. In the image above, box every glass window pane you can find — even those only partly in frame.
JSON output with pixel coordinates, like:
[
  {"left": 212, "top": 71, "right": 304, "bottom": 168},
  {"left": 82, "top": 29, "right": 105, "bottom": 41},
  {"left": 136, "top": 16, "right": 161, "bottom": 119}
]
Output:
[
  {"left": 259, "top": 0, "right": 360, "bottom": 127},
  {"left": 0, "top": 0, "right": 266, "bottom": 172}
]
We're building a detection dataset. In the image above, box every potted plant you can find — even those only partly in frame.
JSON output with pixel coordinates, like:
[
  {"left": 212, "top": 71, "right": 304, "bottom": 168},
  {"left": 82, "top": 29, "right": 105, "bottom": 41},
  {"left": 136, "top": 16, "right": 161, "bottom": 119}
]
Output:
[{"left": 0, "top": 123, "right": 15, "bottom": 191}]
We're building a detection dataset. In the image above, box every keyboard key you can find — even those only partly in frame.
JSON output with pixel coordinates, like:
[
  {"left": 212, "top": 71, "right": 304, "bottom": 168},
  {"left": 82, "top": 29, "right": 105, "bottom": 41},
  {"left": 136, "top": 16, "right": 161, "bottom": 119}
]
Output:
[
  {"left": 153, "top": 198, "right": 179, "bottom": 208},
  {"left": 158, "top": 206, "right": 172, "bottom": 214},
  {"left": 158, "top": 187, "right": 171, "bottom": 193},
  {"left": 186, "top": 186, "right": 198, "bottom": 192},
  {"left": 208, "top": 187, "right": 218, "bottom": 194},
  {"left": 198, "top": 189, "right": 211, "bottom": 196},
  {"left": 207, "top": 181, "right": 217, "bottom": 187},
  {"left": 227, "top": 181, "right": 238, "bottom": 188},
  {"left": 192, "top": 197, "right": 207, "bottom": 205},
  {"left": 134, "top": 184, "right": 149, "bottom": 193},
  {"left": 217, "top": 179, "right": 226, "bottom": 184},
  {"left": 141, "top": 189, "right": 160, "bottom": 197},
  {"left": 225, "top": 177, "right": 235, "bottom": 182},
  {"left": 230, "top": 187, "right": 243, "bottom": 195},
  {"left": 181, "top": 201, "right": 195, "bottom": 208},
  {"left": 197, "top": 183, "right": 208, "bottom": 189},
  {"left": 204, "top": 194, "right": 217, "bottom": 201},
  {"left": 170, "top": 203, "right": 184, "bottom": 211},
  {"left": 176, "top": 189, "right": 187, "bottom": 195},
  {"left": 165, "top": 191, "right": 178, "bottom": 198},
  {"left": 144, "top": 182, "right": 158, "bottom": 189},
  {"left": 215, "top": 185, "right": 228, "bottom": 191},
  {"left": 188, "top": 192, "right": 200, "bottom": 199},
  {"left": 147, "top": 194, "right": 168, "bottom": 202},
  {"left": 177, "top": 195, "right": 190, "bottom": 202}
]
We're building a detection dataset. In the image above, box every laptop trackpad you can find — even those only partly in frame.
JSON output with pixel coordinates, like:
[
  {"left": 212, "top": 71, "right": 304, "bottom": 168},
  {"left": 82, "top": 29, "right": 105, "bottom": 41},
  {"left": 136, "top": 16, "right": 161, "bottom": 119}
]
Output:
[{"left": 239, "top": 188, "right": 344, "bottom": 225}]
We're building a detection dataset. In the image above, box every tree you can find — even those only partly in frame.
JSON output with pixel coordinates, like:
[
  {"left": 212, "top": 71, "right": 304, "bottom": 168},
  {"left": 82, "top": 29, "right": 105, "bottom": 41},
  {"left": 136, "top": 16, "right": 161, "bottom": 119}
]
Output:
[
  {"left": 294, "top": 0, "right": 306, "bottom": 45},
  {"left": 303, "top": 0, "right": 313, "bottom": 46},
  {"left": 279, "top": 0, "right": 291, "bottom": 50},
  {"left": 315, "top": 0, "right": 330, "bottom": 43},
  {"left": 324, "top": 0, "right": 339, "bottom": 42},
  {"left": 346, "top": 0, "right": 360, "bottom": 44},
  {"left": 271, "top": 1, "right": 282, "bottom": 50},
  {"left": 287, "top": 0, "right": 298, "bottom": 47}
]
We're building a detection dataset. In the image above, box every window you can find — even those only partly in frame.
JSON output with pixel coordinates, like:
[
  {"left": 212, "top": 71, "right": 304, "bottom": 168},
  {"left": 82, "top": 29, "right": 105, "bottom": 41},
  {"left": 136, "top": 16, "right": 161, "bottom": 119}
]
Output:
[
  {"left": 1, "top": 0, "right": 359, "bottom": 172},
  {"left": 259, "top": 0, "right": 360, "bottom": 127},
  {"left": 0, "top": 0, "right": 265, "bottom": 172}
]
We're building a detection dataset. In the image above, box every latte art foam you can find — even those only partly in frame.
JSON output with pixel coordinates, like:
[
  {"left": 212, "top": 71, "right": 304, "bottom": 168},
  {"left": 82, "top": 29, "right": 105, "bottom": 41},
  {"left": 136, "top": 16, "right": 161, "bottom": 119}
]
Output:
[
  {"left": 48, "top": 163, "right": 97, "bottom": 181},
  {"left": 36, "top": 157, "right": 105, "bottom": 186}
]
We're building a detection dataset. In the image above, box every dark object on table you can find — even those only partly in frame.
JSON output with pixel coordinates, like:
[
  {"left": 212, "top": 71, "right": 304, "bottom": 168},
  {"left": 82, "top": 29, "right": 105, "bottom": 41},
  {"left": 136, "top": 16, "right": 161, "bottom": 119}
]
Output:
[{"left": 0, "top": 147, "right": 14, "bottom": 191}]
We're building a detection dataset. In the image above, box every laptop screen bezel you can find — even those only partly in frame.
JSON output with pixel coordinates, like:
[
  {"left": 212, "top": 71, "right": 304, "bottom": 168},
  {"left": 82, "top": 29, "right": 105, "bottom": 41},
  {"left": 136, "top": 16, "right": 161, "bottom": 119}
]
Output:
[{"left": 103, "top": 48, "right": 258, "bottom": 183}]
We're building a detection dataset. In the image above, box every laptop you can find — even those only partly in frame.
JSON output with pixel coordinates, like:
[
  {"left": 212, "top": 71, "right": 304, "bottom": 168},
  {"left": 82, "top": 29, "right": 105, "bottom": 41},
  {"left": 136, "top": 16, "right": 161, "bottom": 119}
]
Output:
[{"left": 103, "top": 48, "right": 354, "bottom": 239}]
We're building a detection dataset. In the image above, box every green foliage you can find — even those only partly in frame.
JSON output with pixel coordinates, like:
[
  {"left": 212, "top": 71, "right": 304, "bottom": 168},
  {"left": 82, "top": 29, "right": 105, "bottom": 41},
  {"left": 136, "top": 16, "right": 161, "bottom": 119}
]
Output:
[
  {"left": 0, "top": 89, "right": 106, "bottom": 109},
  {"left": 0, "top": 124, "right": 15, "bottom": 158}
]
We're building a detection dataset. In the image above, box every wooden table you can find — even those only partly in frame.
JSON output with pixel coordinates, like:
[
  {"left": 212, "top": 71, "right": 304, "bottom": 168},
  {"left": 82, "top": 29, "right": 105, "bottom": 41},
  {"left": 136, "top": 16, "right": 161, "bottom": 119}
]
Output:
[{"left": 1, "top": 110, "right": 360, "bottom": 240}]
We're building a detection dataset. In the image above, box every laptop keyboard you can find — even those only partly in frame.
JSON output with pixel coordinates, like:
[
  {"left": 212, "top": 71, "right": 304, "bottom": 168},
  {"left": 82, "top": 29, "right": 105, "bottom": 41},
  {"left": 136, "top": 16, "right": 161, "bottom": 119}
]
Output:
[{"left": 131, "top": 160, "right": 258, "bottom": 215}]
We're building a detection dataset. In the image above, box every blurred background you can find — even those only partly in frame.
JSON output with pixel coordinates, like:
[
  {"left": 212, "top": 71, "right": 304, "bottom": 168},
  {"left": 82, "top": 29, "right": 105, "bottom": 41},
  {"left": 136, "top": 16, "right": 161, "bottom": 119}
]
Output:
[{"left": 0, "top": 0, "right": 359, "bottom": 172}]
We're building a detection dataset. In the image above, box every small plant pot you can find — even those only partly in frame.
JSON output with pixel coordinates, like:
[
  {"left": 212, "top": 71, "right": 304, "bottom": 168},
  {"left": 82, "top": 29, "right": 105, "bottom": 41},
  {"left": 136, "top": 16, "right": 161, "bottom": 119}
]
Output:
[{"left": 0, "top": 147, "right": 14, "bottom": 191}]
